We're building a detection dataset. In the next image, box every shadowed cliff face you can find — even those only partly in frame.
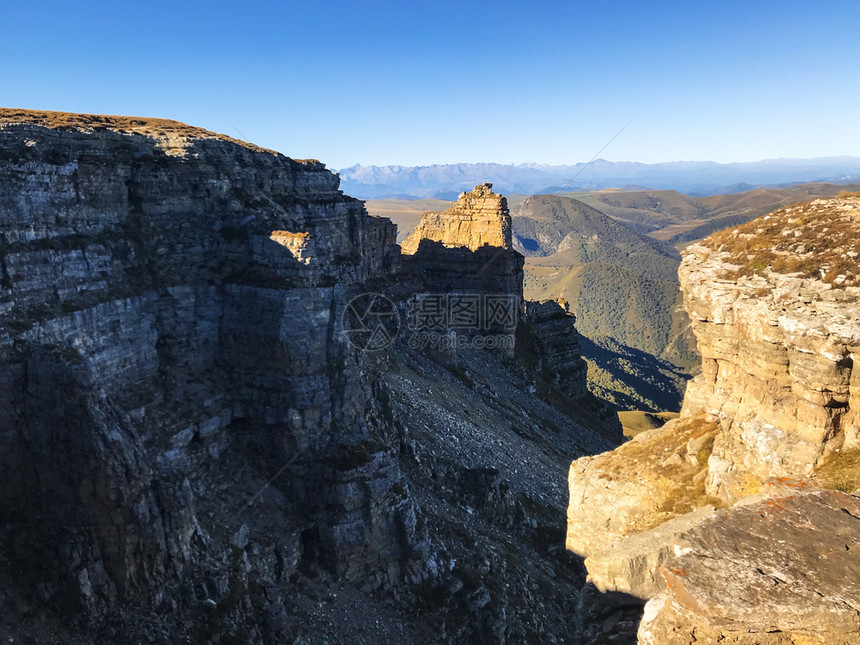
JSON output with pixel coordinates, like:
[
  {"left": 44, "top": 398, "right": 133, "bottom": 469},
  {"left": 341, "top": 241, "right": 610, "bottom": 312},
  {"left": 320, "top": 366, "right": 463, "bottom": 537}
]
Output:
[
  {"left": 0, "top": 110, "right": 621, "bottom": 644},
  {"left": 0, "top": 111, "right": 422, "bottom": 639}
]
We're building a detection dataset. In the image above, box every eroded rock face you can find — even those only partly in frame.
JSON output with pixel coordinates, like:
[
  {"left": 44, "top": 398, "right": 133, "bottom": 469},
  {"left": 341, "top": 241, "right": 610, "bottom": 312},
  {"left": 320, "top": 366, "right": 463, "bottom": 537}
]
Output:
[
  {"left": 400, "top": 183, "right": 512, "bottom": 254},
  {"left": 0, "top": 109, "right": 419, "bottom": 636},
  {"left": 566, "top": 197, "right": 860, "bottom": 643},
  {"left": 0, "top": 109, "right": 623, "bottom": 643},
  {"left": 523, "top": 299, "right": 589, "bottom": 399},
  {"left": 680, "top": 200, "right": 860, "bottom": 501},
  {"left": 566, "top": 415, "right": 718, "bottom": 557}
]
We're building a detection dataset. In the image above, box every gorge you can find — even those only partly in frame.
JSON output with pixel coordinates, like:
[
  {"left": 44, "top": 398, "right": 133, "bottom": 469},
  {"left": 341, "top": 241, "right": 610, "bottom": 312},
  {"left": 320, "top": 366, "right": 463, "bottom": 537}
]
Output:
[
  {"left": 1, "top": 108, "right": 858, "bottom": 645},
  {"left": 0, "top": 109, "right": 616, "bottom": 644}
]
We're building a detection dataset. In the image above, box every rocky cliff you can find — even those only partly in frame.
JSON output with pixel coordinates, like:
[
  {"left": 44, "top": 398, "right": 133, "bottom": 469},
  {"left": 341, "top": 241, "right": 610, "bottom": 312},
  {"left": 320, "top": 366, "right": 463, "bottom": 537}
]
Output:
[
  {"left": 566, "top": 196, "right": 860, "bottom": 644},
  {"left": 0, "top": 109, "right": 619, "bottom": 643},
  {"left": 682, "top": 196, "right": 860, "bottom": 501},
  {"left": 0, "top": 108, "right": 418, "bottom": 640},
  {"left": 400, "top": 183, "right": 512, "bottom": 254}
]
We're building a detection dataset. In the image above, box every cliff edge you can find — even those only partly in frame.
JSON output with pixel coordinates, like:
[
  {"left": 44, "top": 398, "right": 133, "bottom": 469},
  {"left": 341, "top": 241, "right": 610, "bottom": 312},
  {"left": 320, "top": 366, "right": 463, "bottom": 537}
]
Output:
[
  {"left": 566, "top": 196, "right": 860, "bottom": 644},
  {"left": 0, "top": 109, "right": 621, "bottom": 643}
]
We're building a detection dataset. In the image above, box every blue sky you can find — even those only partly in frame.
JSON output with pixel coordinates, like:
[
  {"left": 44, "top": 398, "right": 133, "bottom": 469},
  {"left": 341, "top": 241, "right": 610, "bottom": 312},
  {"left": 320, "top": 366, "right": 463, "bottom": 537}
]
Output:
[{"left": 2, "top": 1, "right": 859, "bottom": 168}]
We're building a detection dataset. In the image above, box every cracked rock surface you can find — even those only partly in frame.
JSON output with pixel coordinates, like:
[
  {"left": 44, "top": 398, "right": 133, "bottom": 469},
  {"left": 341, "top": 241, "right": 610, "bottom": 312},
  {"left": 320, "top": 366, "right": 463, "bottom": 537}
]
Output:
[{"left": 639, "top": 489, "right": 860, "bottom": 644}]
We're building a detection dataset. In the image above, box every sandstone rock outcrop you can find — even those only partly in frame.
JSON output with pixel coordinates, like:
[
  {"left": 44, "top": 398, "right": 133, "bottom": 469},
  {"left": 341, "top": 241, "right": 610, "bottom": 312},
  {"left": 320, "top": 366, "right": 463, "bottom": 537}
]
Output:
[
  {"left": 638, "top": 489, "right": 860, "bottom": 644},
  {"left": 521, "top": 299, "right": 622, "bottom": 438},
  {"left": 398, "top": 184, "right": 525, "bottom": 360},
  {"left": 400, "top": 183, "right": 512, "bottom": 254},
  {"left": 566, "top": 196, "right": 860, "bottom": 643},
  {"left": 681, "top": 197, "right": 860, "bottom": 501},
  {"left": 566, "top": 415, "right": 718, "bottom": 557}
]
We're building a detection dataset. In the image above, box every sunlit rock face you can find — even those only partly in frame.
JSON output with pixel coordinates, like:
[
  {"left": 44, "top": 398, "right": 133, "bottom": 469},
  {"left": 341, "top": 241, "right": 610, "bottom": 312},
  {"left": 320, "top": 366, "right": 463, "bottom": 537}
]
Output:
[
  {"left": 565, "top": 197, "right": 860, "bottom": 644},
  {"left": 400, "top": 183, "right": 512, "bottom": 254},
  {"left": 637, "top": 490, "right": 860, "bottom": 645},
  {"left": 679, "top": 197, "right": 860, "bottom": 501}
]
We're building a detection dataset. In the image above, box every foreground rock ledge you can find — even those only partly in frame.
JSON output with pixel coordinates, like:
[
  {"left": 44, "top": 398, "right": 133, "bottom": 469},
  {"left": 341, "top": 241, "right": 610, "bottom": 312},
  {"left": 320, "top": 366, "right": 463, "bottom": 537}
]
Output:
[{"left": 639, "top": 489, "right": 860, "bottom": 644}]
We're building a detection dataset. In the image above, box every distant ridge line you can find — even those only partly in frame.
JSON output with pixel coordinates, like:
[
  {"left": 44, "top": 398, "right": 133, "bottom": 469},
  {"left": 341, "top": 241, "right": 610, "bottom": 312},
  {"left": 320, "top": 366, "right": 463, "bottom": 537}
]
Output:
[{"left": 338, "top": 157, "right": 860, "bottom": 200}]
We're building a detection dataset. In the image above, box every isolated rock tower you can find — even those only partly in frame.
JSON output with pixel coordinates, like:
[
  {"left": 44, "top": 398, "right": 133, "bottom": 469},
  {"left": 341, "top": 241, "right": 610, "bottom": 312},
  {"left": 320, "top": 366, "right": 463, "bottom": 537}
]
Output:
[{"left": 400, "top": 183, "right": 512, "bottom": 254}]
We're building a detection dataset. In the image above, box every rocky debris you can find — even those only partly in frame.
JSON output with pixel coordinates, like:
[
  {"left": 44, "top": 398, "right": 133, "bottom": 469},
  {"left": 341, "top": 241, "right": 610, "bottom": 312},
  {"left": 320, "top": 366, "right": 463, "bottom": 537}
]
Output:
[
  {"left": 638, "top": 490, "right": 860, "bottom": 644},
  {"left": 382, "top": 346, "right": 614, "bottom": 643},
  {"left": 401, "top": 183, "right": 512, "bottom": 254}
]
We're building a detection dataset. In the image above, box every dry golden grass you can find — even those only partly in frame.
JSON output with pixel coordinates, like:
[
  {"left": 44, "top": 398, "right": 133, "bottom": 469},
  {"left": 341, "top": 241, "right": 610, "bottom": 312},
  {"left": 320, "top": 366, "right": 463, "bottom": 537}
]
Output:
[
  {"left": 618, "top": 410, "right": 679, "bottom": 438},
  {"left": 596, "top": 415, "right": 725, "bottom": 530},
  {"left": 814, "top": 448, "right": 860, "bottom": 493},
  {"left": 705, "top": 197, "right": 860, "bottom": 286}
]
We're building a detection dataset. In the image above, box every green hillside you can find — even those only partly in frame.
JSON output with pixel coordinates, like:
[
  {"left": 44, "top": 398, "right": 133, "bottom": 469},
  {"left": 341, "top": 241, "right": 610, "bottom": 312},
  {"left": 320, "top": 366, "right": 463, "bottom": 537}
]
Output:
[
  {"left": 515, "top": 195, "right": 697, "bottom": 411},
  {"left": 511, "top": 193, "right": 680, "bottom": 262},
  {"left": 515, "top": 195, "right": 694, "bottom": 357},
  {"left": 579, "top": 336, "right": 689, "bottom": 412}
]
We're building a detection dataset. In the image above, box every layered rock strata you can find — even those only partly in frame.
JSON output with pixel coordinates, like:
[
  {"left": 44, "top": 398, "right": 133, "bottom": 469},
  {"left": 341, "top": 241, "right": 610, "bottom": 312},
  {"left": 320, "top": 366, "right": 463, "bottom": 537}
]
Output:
[
  {"left": 566, "top": 197, "right": 860, "bottom": 643},
  {"left": 681, "top": 199, "right": 860, "bottom": 501},
  {"left": 0, "top": 109, "right": 619, "bottom": 643},
  {"left": 400, "top": 182, "right": 512, "bottom": 254},
  {"left": 522, "top": 299, "right": 590, "bottom": 400},
  {"left": 0, "top": 109, "right": 420, "bottom": 638}
]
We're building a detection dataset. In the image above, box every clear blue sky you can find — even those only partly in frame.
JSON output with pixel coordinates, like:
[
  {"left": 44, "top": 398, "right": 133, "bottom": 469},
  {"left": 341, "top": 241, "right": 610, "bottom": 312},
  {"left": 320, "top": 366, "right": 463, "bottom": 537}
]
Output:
[{"left": 2, "top": 1, "right": 859, "bottom": 168}]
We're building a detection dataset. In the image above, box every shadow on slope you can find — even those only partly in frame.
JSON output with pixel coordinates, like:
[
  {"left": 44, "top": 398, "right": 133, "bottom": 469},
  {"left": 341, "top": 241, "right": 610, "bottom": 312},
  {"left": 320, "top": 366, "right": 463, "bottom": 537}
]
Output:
[{"left": 579, "top": 335, "right": 690, "bottom": 412}]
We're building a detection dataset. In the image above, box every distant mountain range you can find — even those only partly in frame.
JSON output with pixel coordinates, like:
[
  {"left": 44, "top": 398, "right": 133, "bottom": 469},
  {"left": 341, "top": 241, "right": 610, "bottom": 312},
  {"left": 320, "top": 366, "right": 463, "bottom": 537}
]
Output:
[{"left": 338, "top": 157, "right": 860, "bottom": 199}]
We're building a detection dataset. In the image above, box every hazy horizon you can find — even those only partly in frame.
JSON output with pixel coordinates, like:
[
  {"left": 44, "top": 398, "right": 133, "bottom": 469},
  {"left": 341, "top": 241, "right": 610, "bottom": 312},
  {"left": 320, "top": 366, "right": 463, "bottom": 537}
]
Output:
[{"left": 337, "top": 154, "right": 860, "bottom": 170}]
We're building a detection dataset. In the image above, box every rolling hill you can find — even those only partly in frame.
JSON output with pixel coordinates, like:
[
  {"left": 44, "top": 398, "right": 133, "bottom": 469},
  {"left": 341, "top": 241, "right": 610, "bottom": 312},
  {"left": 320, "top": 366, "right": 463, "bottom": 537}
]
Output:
[
  {"left": 573, "top": 181, "right": 860, "bottom": 244},
  {"left": 513, "top": 195, "right": 696, "bottom": 411},
  {"left": 366, "top": 181, "right": 860, "bottom": 248}
]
